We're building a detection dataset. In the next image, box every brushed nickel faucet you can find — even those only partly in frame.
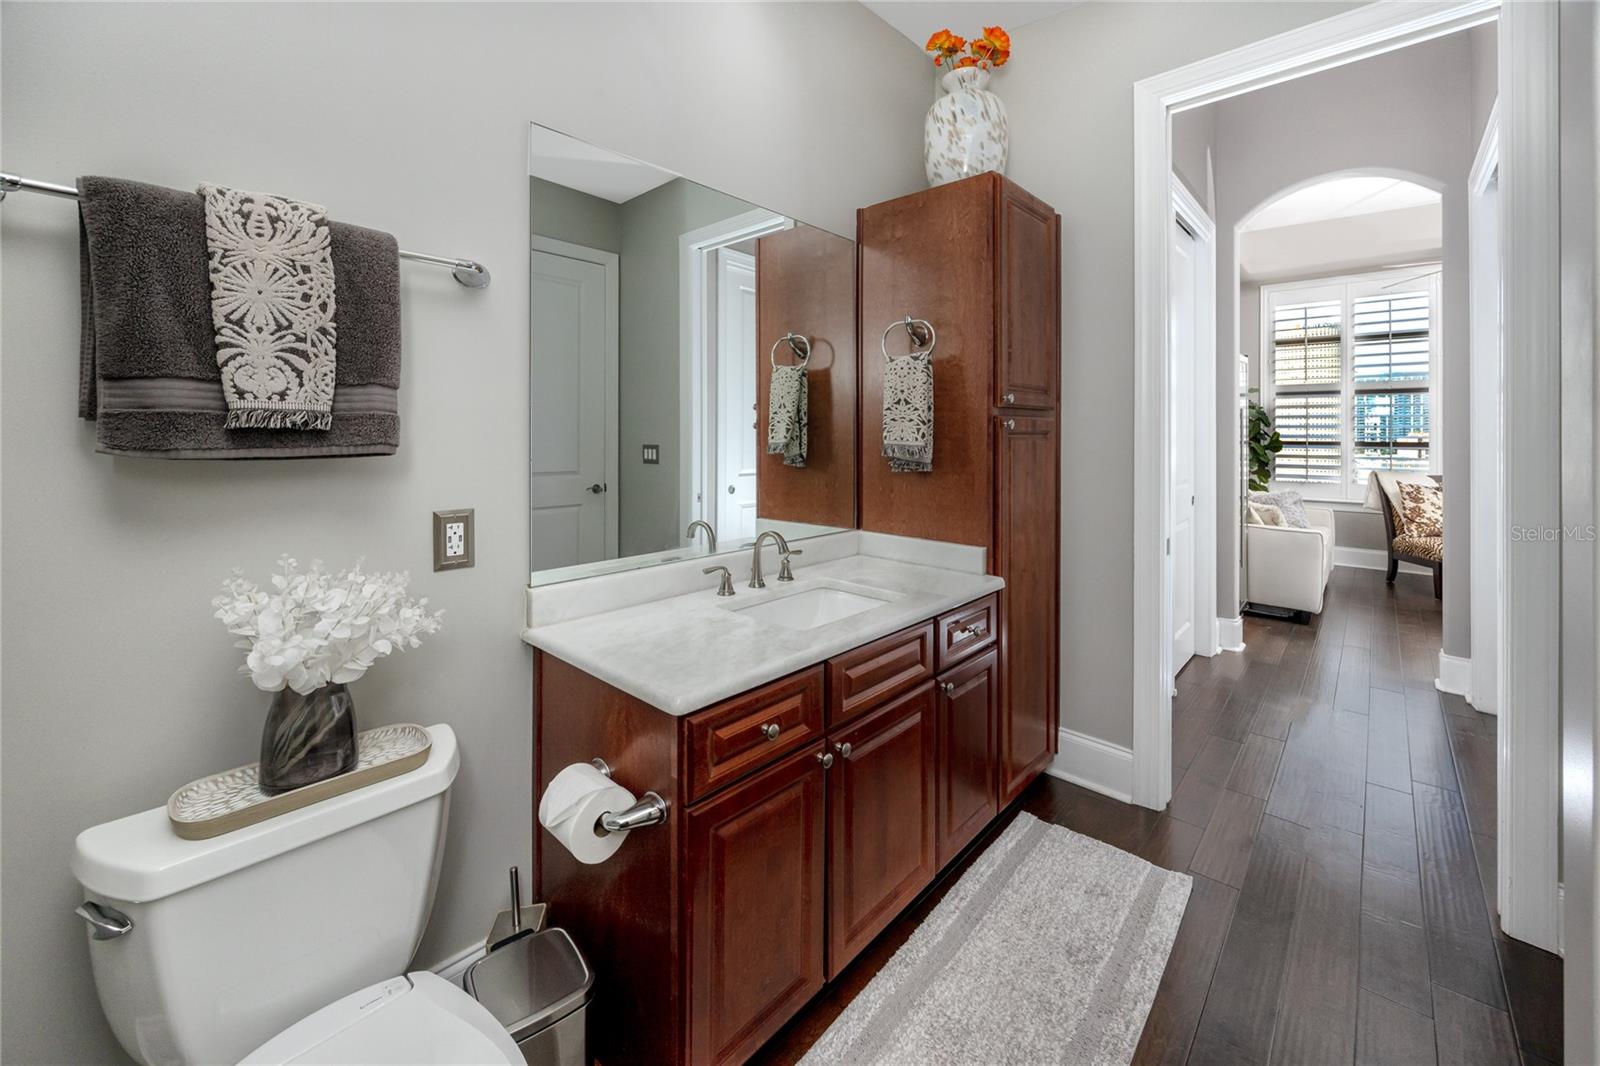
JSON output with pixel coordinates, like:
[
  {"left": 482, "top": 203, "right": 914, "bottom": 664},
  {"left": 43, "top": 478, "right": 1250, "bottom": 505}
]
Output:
[
  {"left": 685, "top": 520, "right": 717, "bottom": 552},
  {"left": 747, "top": 530, "right": 790, "bottom": 589}
]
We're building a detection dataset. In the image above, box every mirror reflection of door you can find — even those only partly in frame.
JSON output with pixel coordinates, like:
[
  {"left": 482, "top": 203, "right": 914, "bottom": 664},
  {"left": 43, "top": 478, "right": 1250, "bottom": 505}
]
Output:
[
  {"left": 714, "top": 247, "right": 759, "bottom": 542},
  {"left": 529, "top": 239, "right": 618, "bottom": 572},
  {"left": 1170, "top": 216, "right": 1199, "bottom": 675}
]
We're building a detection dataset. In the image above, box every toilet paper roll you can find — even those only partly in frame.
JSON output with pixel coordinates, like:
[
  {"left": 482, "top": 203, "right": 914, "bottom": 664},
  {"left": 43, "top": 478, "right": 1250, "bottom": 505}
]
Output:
[{"left": 538, "top": 762, "right": 638, "bottom": 865}]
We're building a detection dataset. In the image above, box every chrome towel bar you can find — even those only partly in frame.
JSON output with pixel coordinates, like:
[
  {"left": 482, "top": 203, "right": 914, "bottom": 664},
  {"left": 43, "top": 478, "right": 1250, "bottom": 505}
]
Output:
[{"left": 0, "top": 170, "right": 491, "bottom": 288}]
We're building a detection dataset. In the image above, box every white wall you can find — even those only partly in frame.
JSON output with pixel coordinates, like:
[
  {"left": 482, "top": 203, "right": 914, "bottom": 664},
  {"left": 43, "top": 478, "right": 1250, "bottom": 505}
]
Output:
[
  {"left": 997, "top": 0, "right": 1357, "bottom": 749},
  {"left": 1206, "top": 31, "right": 1486, "bottom": 656},
  {"left": 0, "top": 4, "right": 930, "bottom": 1062}
]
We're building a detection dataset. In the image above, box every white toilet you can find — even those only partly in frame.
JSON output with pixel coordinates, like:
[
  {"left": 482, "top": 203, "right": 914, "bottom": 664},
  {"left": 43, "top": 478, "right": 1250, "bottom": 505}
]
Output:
[{"left": 71, "top": 724, "right": 522, "bottom": 1065}]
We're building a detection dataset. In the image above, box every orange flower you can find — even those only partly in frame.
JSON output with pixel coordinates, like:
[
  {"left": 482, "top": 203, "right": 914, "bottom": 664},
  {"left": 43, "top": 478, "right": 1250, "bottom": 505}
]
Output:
[
  {"left": 924, "top": 28, "right": 966, "bottom": 66},
  {"left": 955, "top": 55, "right": 979, "bottom": 68},
  {"left": 971, "top": 25, "right": 1012, "bottom": 68}
]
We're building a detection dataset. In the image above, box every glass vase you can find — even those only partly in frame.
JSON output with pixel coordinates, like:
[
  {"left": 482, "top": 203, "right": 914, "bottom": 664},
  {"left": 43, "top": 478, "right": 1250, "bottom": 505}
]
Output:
[
  {"left": 259, "top": 682, "right": 357, "bottom": 795},
  {"left": 924, "top": 67, "right": 1009, "bottom": 187}
]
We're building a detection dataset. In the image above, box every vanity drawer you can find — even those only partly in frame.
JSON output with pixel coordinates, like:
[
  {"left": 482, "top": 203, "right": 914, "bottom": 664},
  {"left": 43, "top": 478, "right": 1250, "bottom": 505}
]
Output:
[
  {"left": 936, "top": 594, "right": 998, "bottom": 671},
  {"left": 686, "top": 666, "right": 824, "bottom": 804},
  {"left": 826, "top": 622, "right": 935, "bottom": 726}
]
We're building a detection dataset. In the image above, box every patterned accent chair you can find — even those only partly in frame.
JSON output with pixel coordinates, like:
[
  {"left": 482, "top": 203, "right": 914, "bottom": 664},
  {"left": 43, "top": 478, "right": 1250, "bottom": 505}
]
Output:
[{"left": 1368, "top": 472, "right": 1443, "bottom": 599}]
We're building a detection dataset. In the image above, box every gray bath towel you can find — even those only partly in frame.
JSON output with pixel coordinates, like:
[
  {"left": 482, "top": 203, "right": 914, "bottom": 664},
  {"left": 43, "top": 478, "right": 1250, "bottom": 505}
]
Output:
[
  {"left": 77, "top": 176, "right": 401, "bottom": 458},
  {"left": 881, "top": 352, "right": 933, "bottom": 473},
  {"left": 766, "top": 363, "right": 808, "bottom": 468}
]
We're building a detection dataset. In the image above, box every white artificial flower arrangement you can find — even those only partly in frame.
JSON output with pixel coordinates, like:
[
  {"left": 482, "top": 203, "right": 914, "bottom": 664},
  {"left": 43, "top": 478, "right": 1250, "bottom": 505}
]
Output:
[{"left": 214, "top": 556, "right": 443, "bottom": 695}]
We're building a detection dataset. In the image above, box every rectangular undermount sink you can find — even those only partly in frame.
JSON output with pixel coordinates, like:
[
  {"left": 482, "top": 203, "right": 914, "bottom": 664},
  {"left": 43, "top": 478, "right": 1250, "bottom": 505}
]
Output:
[{"left": 730, "top": 587, "right": 889, "bottom": 630}]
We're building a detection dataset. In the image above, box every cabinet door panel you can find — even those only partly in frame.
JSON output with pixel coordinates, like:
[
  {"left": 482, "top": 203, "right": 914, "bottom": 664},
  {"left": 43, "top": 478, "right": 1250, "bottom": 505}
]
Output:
[
  {"left": 687, "top": 745, "right": 826, "bottom": 1066},
  {"left": 996, "top": 416, "right": 1059, "bottom": 804},
  {"left": 996, "top": 179, "right": 1060, "bottom": 410},
  {"left": 826, "top": 682, "right": 937, "bottom": 977},
  {"left": 936, "top": 648, "right": 999, "bottom": 866}
]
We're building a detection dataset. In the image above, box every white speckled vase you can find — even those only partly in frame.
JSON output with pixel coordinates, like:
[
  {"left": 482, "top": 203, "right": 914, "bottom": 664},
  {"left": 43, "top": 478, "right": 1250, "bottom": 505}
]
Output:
[{"left": 924, "top": 67, "right": 1009, "bottom": 187}]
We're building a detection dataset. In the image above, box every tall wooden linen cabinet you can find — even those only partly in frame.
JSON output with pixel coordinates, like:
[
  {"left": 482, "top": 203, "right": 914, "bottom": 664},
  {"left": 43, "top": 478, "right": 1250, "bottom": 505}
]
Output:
[{"left": 858, "top": 172, "right": 1061, "bottom": 803}]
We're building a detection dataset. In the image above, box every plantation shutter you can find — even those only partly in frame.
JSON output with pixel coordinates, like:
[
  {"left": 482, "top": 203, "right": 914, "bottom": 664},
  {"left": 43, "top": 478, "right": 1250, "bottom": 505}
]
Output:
[{"left": 1351, "top": 287, "right": 1432, "bottom": 481}]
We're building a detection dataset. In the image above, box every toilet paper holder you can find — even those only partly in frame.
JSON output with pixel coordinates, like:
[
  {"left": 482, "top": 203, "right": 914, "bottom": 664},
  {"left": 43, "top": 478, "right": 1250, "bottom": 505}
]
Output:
[{"left": 589, "top": 758, "right": 668, "bottom": 833}]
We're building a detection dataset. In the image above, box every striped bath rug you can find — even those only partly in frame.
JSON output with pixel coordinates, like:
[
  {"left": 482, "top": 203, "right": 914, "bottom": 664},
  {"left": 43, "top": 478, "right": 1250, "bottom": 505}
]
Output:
[{"left": 800, "top": 812, "right": 1191, "bottom": 1066}]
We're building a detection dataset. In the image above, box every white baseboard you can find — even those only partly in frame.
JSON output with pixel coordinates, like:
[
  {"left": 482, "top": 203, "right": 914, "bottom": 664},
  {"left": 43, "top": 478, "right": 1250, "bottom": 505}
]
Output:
[
  {"left": 1333, "top": 546, "right": 1431, "bottom": 576},
  {"left": 431, "top": 940, "right": 487, "bottom": 988},
  {"left": 1435, "top": 651, "right": 1473, "bottom": 701},
  {"left": 1046, "top": 728, "right": 1134, "bottom": 803},
  {"left": 1215, "top": 616, "right": 1245, "bottom": 653}
]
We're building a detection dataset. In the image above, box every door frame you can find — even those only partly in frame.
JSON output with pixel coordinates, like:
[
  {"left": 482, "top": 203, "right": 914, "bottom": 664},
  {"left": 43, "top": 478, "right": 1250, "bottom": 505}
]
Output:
[
  {"left": 1132, "top": 0, "right": 1563, "bottom": 953},
  {"left": 678, "top": 209, "right": 793, "bottom": 541},
  {"left": 530, "top": 234, "right": 620, "bottom": 563},
  {"left": 1468, "top": 99, "right": 1501, "bottom": 720},
  {"left": 1171, "top": 174, "right": 1219, "bottom": 669}
]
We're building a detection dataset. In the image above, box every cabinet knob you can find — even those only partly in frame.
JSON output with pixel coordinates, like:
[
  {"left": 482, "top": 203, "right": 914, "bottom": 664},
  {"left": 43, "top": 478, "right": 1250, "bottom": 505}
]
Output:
[
  {"left": 817, "top": 751, "right": 835, "bottom": 769},
  {"left": 942, "top": 681, "right": 957, "bottom": 697},
  {"left": 834, "top": 742, "right": 852, "bottom": 759},
  {"left": 1003, "top": 392, "right": 1017, "bottom": 405},
  {"left": 1003, "top": 418, "right": 1016, "bottom": 431},
  {"left": 760, "top": 722, "right": 780, "bottom": 740}
]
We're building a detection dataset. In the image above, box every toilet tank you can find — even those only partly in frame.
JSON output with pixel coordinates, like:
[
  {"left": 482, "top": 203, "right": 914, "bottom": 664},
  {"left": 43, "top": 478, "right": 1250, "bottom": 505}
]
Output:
[{"left": 72, "top": 724, "right": 460, "bottom": 1066}]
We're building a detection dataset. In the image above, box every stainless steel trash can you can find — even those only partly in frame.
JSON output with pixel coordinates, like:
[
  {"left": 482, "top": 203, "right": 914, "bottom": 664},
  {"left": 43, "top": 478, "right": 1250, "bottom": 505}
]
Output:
[{"left": 465, "top": 927, "right": 594, "bottom": 1066}]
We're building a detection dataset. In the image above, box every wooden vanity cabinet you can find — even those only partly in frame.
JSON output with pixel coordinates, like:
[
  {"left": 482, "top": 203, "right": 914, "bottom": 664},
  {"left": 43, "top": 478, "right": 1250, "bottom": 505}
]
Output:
[
  {"left": 825, "top": 681, "right": 937, "bottom": 977},
  {"left": 536, "top": 600, "right": 1004, "bottom": 1066},
  {"left": 935, "top": 647, "right": 999, "bottom": 865},
  {"left": 685, "top": 744, "right": 827, "bottom": 1066},
  {"left": 857, "top": 172, "right": 1062, "bottom": 814}
]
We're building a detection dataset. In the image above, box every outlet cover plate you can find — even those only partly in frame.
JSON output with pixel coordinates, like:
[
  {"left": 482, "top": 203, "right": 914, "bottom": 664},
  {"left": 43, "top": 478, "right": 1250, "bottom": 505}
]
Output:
[{"left": 433, "top": 509, "right": 475, "bottom": 571}]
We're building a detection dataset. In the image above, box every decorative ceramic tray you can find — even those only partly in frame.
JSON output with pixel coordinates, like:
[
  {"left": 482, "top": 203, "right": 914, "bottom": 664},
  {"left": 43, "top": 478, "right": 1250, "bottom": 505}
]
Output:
[{"left": 167, "top": 723, "right": 432, "bottom": 840}]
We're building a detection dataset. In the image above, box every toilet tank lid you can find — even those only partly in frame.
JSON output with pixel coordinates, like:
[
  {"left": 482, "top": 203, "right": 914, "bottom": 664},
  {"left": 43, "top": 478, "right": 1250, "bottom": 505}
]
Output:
[{"left": 72, "top": 724, "right": 459, "bottom": 903}]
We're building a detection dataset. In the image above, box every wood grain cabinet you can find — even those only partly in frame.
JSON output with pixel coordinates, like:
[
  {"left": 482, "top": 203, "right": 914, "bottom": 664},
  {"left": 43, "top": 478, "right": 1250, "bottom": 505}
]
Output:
[
  {"left": 686, "top": 745, "right": 827, "bottom": 1066},
  {"left": 935, "top": 647, "right": 999, "bottom": 865},
  {"left": 995, "top": 415, "right": 1060, "bottom": 803},
  {"left": 825, "top": 682, "right": 937, "bottom": 977},
  {"left": 858, "top": 172, "right": 1062, "bottom": 810},
  {"left": 535, "top": 596, "right": 1009, "bottom": 1065}
]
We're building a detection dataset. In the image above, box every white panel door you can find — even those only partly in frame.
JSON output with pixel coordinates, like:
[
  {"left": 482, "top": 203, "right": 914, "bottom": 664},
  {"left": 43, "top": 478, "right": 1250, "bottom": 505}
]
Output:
[
  {"left": 714, "top": 248, "right": 759, "bottom": 541},
  {"left": 1170, "top": 219, "right": 1198, "bottom": 674},
  {"left": 529, "top": 247, "right": 610, "bottom": 572}
]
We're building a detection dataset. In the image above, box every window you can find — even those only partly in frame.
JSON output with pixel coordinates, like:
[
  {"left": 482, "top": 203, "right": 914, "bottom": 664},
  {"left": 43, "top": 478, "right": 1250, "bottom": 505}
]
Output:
[{"left": 1263, "top": 266, "right": 1440, "bottom": 502}]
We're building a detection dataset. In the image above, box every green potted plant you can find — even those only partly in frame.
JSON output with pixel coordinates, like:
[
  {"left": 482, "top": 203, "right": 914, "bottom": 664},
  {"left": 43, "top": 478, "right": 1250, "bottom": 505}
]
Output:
[{"left": 1246, "top": 397, "right": 1283, "bottom": 492}]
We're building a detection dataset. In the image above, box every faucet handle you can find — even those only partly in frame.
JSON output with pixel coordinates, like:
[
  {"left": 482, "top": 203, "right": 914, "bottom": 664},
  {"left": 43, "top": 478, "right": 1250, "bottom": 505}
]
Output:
[
  {"left": 702, "top": 565, "right": 735, "bottom": 597},
  {"left": 778, "top": 548, "right": 804, "bottom": 582}
]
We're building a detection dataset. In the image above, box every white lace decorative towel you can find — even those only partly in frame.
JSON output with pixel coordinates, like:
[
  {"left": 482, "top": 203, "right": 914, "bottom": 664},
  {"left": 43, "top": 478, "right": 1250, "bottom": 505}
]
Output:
[
  {"left": 767, "top": 364, "right": 809, "bottom": 468},
  {"left": 199, "top": 183, "right": 337, "bottom": 430},
  {"left": 882, "top": 352, "right": 934, "bottom": 472}
]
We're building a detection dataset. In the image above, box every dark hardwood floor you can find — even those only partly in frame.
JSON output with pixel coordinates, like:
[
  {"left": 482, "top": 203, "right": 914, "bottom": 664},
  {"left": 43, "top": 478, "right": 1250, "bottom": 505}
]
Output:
[{"left": 753, "top": 567, "right": 1562, "bottom": 1065}]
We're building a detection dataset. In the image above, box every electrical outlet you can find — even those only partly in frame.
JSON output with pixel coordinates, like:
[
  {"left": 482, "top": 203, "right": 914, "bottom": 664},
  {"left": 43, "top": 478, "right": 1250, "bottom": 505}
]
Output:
[
  {"left": 432, "top": 509, "right": 475, "bottom": 571},
  {"left": 642, "top": 444, "right": 660, "bottom": 465}
]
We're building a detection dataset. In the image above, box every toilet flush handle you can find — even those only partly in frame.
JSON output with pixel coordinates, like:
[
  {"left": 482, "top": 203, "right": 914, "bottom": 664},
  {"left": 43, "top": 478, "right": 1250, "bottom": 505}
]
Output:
[{"left": 75, "top": 901, "right": 133, "bottom": 940}]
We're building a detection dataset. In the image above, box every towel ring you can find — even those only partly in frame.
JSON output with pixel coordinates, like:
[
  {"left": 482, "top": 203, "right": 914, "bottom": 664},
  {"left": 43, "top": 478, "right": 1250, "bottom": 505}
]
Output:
[
  {"left": 880, "top": 317, "right": 936, "bottom": 362},
  {"left": 770, "top": 332, "right": 811, "bottom": 370}
]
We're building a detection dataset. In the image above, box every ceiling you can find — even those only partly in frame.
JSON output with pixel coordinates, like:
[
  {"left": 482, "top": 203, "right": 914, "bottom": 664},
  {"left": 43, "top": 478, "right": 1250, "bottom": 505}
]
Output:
[
  {"left": 861, "top": 2, "right": 1079, "bottom": 50},
  {"left": 1242, "top": 176, "right": 1440, "bottom": 232},
  {"left": 527, "top": 123, "right": 676, "bottom": 204}
]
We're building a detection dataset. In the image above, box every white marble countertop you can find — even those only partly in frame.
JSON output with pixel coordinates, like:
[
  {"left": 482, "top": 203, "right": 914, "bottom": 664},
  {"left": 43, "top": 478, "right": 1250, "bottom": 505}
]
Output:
[{"left": 522, "top": 554, "right": 1004, "bottom": 716}]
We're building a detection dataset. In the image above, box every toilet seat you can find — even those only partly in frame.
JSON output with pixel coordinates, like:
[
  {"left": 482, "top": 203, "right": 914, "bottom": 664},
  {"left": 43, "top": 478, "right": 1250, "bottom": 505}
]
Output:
[{"left": 241, "top": 971, "right": 523, "bottom": 1065}]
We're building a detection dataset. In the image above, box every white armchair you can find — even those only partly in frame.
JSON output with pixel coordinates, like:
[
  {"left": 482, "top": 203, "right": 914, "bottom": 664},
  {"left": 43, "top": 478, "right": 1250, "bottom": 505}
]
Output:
[{"left": 1245, "top": 505, "right": 1335, "bottom": 617}]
